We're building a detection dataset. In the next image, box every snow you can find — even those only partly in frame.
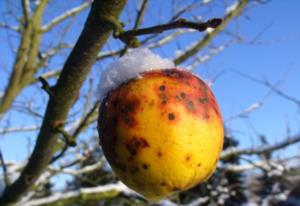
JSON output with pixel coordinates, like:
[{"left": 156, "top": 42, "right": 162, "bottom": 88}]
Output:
[
  {"left": 206, "top": 27, "right": 215, "bottom": 33},
  {"left": 203, "top": 0, "right": 212, "bottom": 4},
  {"left": 226, "top": 1, "right": 239, "bottom": 14},
  {"left": 97, "top": 48, "right": 175, "bottom": 101}
]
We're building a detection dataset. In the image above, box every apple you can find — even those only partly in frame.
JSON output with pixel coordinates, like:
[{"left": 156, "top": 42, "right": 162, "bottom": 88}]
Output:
[{"left": 98, "top": 68, "right": 224, "bottom": 200}]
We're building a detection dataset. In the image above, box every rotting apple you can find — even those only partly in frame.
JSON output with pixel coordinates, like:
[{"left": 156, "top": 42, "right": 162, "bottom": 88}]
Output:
[{"left": 98, "top": 68, "right": 224, "bottom": 200}]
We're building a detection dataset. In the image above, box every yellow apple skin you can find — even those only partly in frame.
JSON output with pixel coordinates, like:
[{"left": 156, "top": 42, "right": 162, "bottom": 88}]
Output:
[{"left": 98, "top": 68, "right": 224, "bottom": 200}]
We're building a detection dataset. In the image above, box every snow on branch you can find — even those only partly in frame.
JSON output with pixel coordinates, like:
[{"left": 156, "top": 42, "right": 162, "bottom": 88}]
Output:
[
  {"left": 21, "top": 0, "right": 31, "bottom": 23},
  {"left": 24, "top": 182, "right": 136, "bottom": 206},
  {"left": 0, "top": 22, "right": 20, "bottom": 32},
  {"left": 47, "top": 158, "right": 104, "bottom": 176},
  {"left": 0, "top": 125, "right": 40, "bottom": 135},
  {"left": 225, "top": 101, "right": 263, "bottom": 122},
  {"left": 221, "top": 134, "right": 300, "bottom": 159}
]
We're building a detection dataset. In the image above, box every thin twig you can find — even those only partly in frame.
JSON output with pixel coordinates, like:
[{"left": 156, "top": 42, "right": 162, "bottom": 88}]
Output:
[
  {"left": 73, "top": 101, "right": 100, "bottom": 137},
  {"left": 50, "top": 144, "right": 68, "bottom": 164},
  {"left": 234, "top": 70, "right": 300, "bottom": 107},
  {"left": 24, "top": 182, "right": 135, "bottom": 206},
  {"left": 120, "top": 0, "right": 148, "bottom": 55},
  {"left": 221, "top": 134, "right": 300, "bottom": 159},
  {"left": 56, "top": 127, "right": 77, "bottom": 147},
  {"left": 21, "top": 0, "right": 31, "bottom": 24},
  {"left": 0, "top": 125, "right": 40, "bottom": 135},
  {"left": 0, "top": 149, "right": 10, "bottom": 186},
  {"left": 174, "top": 0, "right": 249, "bottom": 65},
  {"left": 38, "top": 76, "right": 53, "bottom": 97},
  {"left": 41, "top": 1, "right": 92, "bottom": 32}
]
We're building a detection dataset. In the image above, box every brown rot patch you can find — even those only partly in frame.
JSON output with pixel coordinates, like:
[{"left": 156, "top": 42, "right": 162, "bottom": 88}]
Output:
[
  {"left": 161, "top": 69, "right": 191, "bottom": 80},
  {"left": 198, "top": 97, "right": 208, "bottom": 104},
  {"left": 157, "top": 151, "right": 162, "bottom": 157},
  {"left": 180, "top": 92, "right": 186, "bottom": 99},
  {"left": 187, "top": 101, "right": 195, "bottom": 111},
  {"left": 158, "top": 93, "right": 168, "bottom": 105},
  {"left": 142, "top": 164, "right": 149, "bottom": 170},
  {"left": 197, "top": 163, "right": 202, "bottom": 167},
  {"left": 121, "top": 115, "right": 137, "bottom": 127},
  {"left": 185, "top": 154, "right": 192, "bottom": 162},
  {"left": 106, "top": 95, "right": 141, "bottom": 128},
  {"left": 126, "top": 137, "right": 150, "bottom": 156},
  {"left": 161, "top": 100, "right": 168, "bottom": 105},
  {"left": 160, "top": 182, "right": 167, "bottom": 186},
  {"left": 159, "top": 85, "right": 166, "bottom": 91},
  {"left": 119, "top": 98, "right": 140, "bottom": 114},
  {"left": 168, "top": 113, "right": 176, "bottom": 120}
]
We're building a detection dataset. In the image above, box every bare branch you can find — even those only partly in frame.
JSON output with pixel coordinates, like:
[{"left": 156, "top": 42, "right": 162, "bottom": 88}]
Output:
[
  {"left": 38, "top": 76, "right": 53, "bottom": 97},
  {"left": 41, "top": 2, "right": 92, "bottom": 32},
  {"left": 264, "top": 81, "right": 300, "bottom": 107},
  {"left": 48, "top": 158, "right": 104, "bottom": 176},
  {"left": 234, "top": 70, "right": 300, "bottom": 107},
  {"left": 133, "top": 0, "right": 148, "bottom": 30},
  {"left": 22, "top": 0, "right": 31, "bottom": 24},
  {"left": 72, "top": 101, "right": 100, "bottom": 137},
  {"left": 0, "top": 149, "right": 10, "bottom": 186},
  {"left": 55, "top": 126, "right": 76, "bottom": 147},
  {"left": 0, "top": 1, "right": 127, "bottom": 204},
  {"left": 222, "top": 134, "right": 300, "bottom": 159},
  {"left": 174, "top": 0, "right": 249, "bottom": 65},
  {"left": 185, "top": 43, "right": 229, "bottom": 70},
  {"left": 117, "top": 18, "right": 222, "bottom": 47},
  {"left": 170, "top": 0, "right": 203, "bottom": 21},
  {"left": 0, "top": 0, "right": 49, "bottom": 115},
  {"left": 0, "top": 125, "right": 40, "bottom": 135},
  {"left": 24, "top": 182, "right": 136, "bottom": 206},
  {"left": 225, "top": 101, "right": 263, "bottom": 122},
  {"left": 120, "top": 0, "right": 148, "bottom": 55},
  {"left": 0, "top": 22, "right": 19, "bottom": 32}
]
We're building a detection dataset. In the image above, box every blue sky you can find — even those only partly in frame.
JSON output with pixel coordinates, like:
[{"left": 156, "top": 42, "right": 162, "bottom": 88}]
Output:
[{"left": 0, "top": 0, "right": 300, "bottom": 165}]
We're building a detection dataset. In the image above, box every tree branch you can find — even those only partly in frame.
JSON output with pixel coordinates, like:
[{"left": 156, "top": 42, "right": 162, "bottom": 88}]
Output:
[
  {"left": 120, "top": 0, "right": 148, "bottom": 55},
  {"left": 41, "top": 1, "right": 92, "bottom": 32},
  {"left": 0, "top": 149, "right": 10, "bottom": 187},
  {"left": 56, "top": 126, "right": 77, "bottom": 147},
  {"left": 0, "top": 125, "right": 40, "bottom": 135},
  {"left": 24, "top": 182, "right": 135, "bottom": 206},
  {"left": 72, "top": 101, "right": 100, "bottom": 137},
  {"left": 174, "top": 0, "right": 249, "bottom": 65},
  {"left": 21, "top": 0, "right": 31, "bottom": 24},
  {"left": 221, "top": 134, "right": 300, "bottom": 159},
  {"left": 0, "top": 0, "right": 127, "bottom": 204},
  {"left": 38, "top": 76, "right": 53, "bottom": 97},
  {"left": 0, "top": 22, "right": 19, "bottom": 32},
  {"left": 116, "top": 18, "right": 223, "bottom": 47},
  {"left": 0, "top": 0, "right": 49, "bottom": 115}
]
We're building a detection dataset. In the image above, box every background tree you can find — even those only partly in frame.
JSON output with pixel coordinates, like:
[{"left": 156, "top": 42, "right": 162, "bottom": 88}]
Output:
[{"left": 0, "top": 0, "right": 300, "bottom": 205}]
